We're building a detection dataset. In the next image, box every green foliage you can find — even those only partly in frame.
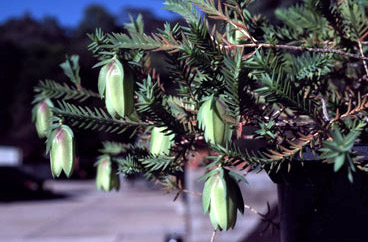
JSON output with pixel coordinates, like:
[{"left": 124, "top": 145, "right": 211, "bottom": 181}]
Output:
[
  {"left": 34, "top": 0, "right": 368, "bottom": 176},
  {"left": 87, "top": 28, "right": 111, "bottom": 62},
  {"left": 99, "top": 141, "right": 128, "bottom": 155},
  {"left": 180, "top": 19, "right": 225, "bottom": 93},
  {"left": 314, "top": 0, "right": 355, "bottom": 48},
  {"left": 340, "top": 1, "right": 368, "bottom": 41},
  {"left": 136, "top": 75, "right": 188, "bottom": 136},
  {"left": 105, "top": 31, "right": 177, "bottom": 51},
  {"left": 275, "top": 0, "right": 329, "bottom": 38},
  {"left": 52, "top": 101, "right": 147, "bottom": 134},
  {"left": 31, "top": 1, "right": 368, "bottom": 235},
  {"left": 163, "top": 0, "right": 199, "bottom": 23},
  {"left": 34, "top": 79, "right": 99, "bottom": 102},
  {"left": 124, "top": 14, "right": 145, "bottom": 35},
  {"left": 289, "top": 53, "right": 334, "bottom": 81},
  {"left": 222, "top": 50, "right": 254, "bottom": 119},
  {"left": 190, "top": 0, "right": 227, "bottom": 20},
  {"left": 319, "top": 121, "right": 366, "bottom": 182},
  {"left": 256, "top": 69, "right": 316, "bottom": 116},
  {"left": 116, "top": 144, "right": 182, "bottom": 180},
  {"left": 255, "top": 119, "right": 277, "bottom": 140},
  {"left": 60, "top": 55, "right": 81, "bottom": 88}
]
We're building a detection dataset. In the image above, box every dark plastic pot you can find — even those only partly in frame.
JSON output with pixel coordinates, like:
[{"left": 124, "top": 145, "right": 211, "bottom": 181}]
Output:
[{"left": 268, "top": 146, "right": 368, "bottom": 242}]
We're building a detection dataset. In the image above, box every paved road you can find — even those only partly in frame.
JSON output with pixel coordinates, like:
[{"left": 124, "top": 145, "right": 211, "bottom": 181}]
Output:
[
  {"left": 0, "top": 171, "right": 279, "bottom": 242},
  {"left": 0, "top": 180, "right": 186, "bottom": 242}
]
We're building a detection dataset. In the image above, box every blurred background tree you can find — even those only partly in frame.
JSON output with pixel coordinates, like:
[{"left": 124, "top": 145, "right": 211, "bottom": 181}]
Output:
[{"left": 0, "top": 4, "right": 168, "bottom": 176}]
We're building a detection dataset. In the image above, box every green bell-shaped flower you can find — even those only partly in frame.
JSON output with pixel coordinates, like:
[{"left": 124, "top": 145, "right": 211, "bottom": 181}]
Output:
[
  {"left": 98, "top": 58, "right": 134, "bottom": 118},
  {"left": 33, "top": 99, "right": 53, "bottom": 138},
  {"left": 150, "top": 127, "right": 175, "bottom": 156},
  {"left": 197, "top": 96, "right": 231, "bottom": 146},
  {"left": 96, "top": 155, "right": 120, "bottom": 192},
  {"left": 202, "top": 167, "right": 244, "bottom": 231},
  {"left": 50, "top": 125, "right": 75, "bottom": 178}
]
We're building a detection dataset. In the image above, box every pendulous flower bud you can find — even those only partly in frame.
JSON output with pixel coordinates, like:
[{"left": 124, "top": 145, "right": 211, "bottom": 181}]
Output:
[
  {"left": 50, "top": 125, "right": 75, "bottom": 178},
  {"left": 202, "top": 167, "right": 244, "bottom": 231},
  {"left": 96, "top": 156, "right": 120, "bottom": 192},
  {"left": 150, "top": 127, "right": 175, "bottom": 156},
  {"left": 98, "top": 59, "right": 134, "bottom": 118},
  {"left": 34, "top": 99, "right": 53, "bottom": 138},
  {"left": 197, "top": 96, "right": 231, "bottom": 146}
]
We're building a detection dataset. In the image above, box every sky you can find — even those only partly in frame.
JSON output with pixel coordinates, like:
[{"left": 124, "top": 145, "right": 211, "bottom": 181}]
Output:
[{"left": 0, "top": 0, "right": 178, "bottom": 27}]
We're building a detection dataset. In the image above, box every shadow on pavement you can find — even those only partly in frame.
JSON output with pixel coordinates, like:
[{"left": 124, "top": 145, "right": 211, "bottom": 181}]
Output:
[
  {"left": 0, "top": 167, "right": 69, "bottom": 203},
  {"left": 241, "top": 204, "right": 280, "bottom": 242}
]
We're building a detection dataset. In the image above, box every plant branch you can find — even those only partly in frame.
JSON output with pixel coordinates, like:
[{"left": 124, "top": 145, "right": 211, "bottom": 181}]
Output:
[
  {"left": 330, "top": 94, "right": 368, "bottom": 123},
  {"left": 182, "top": 189, "right": 202, "bottom": 196},
  {"left": 226, "top": 43, "right": 368, "bottom": 61},
  {"left": 34, "top": 79, "right": 100, "bottom": 102},
  {"left": 358, "top": 39, "right": 368, "bottom": 76},
  {"left": 210, "top": 230, "right": 216, "bottom": 242},
  {"left": 258, "top": 132, "right": 320, "bottom": 163},
  {"left": 53, "top": 101, "right": 149, "bottom": 134},
  {"left": 191, "top": 0, "right": 257, "bottom": 43},
  {"left": 244, "top": 203, "right": 280, "bottom": 231}
]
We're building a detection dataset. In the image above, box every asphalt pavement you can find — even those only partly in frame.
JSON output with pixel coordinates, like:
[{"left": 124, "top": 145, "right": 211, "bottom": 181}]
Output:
[{"left": 0, "top": 179, "right": 186, "bottom": 242}]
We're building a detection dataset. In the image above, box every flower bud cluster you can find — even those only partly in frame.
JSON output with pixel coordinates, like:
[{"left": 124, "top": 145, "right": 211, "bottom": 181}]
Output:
[
  {"left": 202, "top": 167, "right": 244, "bottom": 231},
  {"left": 99, "top": 59, "right": 134, "bottom": 118},
  {"left": 96, "top": 155, "right": 120, "bottom": 192},
  {"left": 197, "top": 96, "right": 231, "bottom": 146},
  {"left": 150, "top": 127, "right": 175, "bottom": 156},
  {"left": 50, "top": 125, "right": 75, "bottom": 178}
]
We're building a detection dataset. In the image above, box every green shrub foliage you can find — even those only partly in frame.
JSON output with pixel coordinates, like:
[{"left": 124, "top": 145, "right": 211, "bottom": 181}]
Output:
[{"left": 32, "top": 0, "right": 368, "bottom": 235}]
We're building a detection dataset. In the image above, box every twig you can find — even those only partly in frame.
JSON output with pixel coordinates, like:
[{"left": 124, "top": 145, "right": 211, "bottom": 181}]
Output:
[
  {"left": 224, "top": 43, "right": 368, "bottom": 61},
  {"left": 275, "top": 120, "right": 315, "bottom": 127},
  {"left": 182, "top": 189, "right": 202, "bottom": 196},
  {"left": 210, "top": 230, "right": 216, "bottom": 242},
  {"left": 53, "top": 108, "right": 150, "bottom": 127},
  {"left": 192, "top": 0, "right": 257, "bottom": 43},
  {"left": 244, "top": 203, "right": 262, "bottom": 216},
  {"left": 244, "top": 203, "right": 280, "bottom": 231},
  {"left": 358, "top": 39, "right": 368, "bottom": 76},
  {"left": 330, "top": 95, "right": 368, "bottom": 123},
  {"left": 310, "top": 96, "right": 330, "bottom": 121}
]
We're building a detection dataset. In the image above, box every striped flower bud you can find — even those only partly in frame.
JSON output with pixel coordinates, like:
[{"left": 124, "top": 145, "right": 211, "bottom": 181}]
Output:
[
  {"left": 202, "top": 167, "right": 244, "bottom": 231},
  {"left": 150, "top": 127, "right": 175, "bottom": 156},
  {"left": 98, "top": 59, "right": 134, "bottom": 118},
  {"left": 197, "top": 96, "right": 231, "bottom": 146},
  {"left": 50, "top": 125, "right": 75, "bottom": 178},
  {"left": 96, "top": 156, "right": 120, "bottom": 192},
  {"left": 33, "top": 99, "right": 53, "bottom": 138}
]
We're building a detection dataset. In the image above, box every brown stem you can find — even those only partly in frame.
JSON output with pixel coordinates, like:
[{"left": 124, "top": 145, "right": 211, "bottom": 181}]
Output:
[
  {"left": 358, "top": 39, "right": 368, "bottom": 76},
  {"left": 210, "top": 230, "right": 216, "bottom": 242},
  {"left": 244, "top": 203, "right": 280, "bottom": 231},
  {"left": 225, "top": 43, "right": 368, "bottom": 61},
  {"left": 182, "top": 189, "right": 202, "bottom": 196},
  {"left": 244, "top": 203, "right": 262, "bottom": 216}
]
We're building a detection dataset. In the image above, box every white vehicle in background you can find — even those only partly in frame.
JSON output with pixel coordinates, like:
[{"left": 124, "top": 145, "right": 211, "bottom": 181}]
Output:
[{"left": 0, "top": 146, "right": 22, "bottom": 167}]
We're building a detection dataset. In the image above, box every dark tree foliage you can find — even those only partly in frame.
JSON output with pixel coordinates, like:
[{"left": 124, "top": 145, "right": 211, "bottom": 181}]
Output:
[{"left": 0, "top": 5, "right": 171, "bottom": 169}]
